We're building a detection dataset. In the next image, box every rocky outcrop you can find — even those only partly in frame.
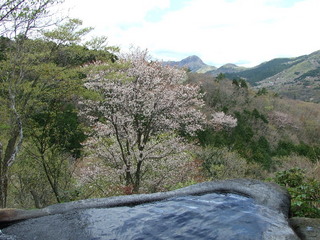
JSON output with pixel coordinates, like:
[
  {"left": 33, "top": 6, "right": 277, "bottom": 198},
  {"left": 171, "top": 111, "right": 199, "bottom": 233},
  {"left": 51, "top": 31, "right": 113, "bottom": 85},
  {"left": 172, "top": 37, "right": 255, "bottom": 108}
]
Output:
[{"left": 0, "top": 179, "right": 300, "bottom": 239}]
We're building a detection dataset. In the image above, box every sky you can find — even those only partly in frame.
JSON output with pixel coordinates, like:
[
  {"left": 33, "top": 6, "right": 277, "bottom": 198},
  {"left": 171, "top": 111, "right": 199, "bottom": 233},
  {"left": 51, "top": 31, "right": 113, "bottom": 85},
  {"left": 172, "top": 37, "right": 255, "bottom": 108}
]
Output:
[{"left": 61, "top": 0, "right": 320, "bottom": 67}]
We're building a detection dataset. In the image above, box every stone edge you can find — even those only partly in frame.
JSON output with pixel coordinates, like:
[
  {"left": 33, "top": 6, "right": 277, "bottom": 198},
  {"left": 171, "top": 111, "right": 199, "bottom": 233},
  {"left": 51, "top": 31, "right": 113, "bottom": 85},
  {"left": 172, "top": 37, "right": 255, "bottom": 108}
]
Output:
[{"left": 0, "top": 178, "right": 291, "bottom": 224}]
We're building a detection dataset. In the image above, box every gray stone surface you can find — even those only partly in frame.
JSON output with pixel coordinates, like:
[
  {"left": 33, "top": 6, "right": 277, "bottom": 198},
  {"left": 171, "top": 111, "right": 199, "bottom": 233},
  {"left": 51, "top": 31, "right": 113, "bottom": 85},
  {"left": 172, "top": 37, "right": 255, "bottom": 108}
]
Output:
[
  {"left": 0, "top": 179, "right": 300, "bottom": 239},
  {"left": 0, "top": 179, "right": 291, "bottom": 223},
  {"left": 290, "top": 217, "right": 320, "bottom": 240}
]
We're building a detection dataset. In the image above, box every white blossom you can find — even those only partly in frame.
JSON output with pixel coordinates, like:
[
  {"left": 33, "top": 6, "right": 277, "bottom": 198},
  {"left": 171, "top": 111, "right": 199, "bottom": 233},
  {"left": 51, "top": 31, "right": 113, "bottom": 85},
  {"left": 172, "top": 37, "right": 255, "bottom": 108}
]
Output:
[
  {"left": 268, "top": 111, "right": 296, "bottom": 129},
  {"left": 81, "top": 50, "right": 237, "bottom": 191},
  {"left": 79, "top": 48, "right": 235, "bottom": 192},
  {"left": 211, "top": 111, "right": 237, "bottom": 130}
]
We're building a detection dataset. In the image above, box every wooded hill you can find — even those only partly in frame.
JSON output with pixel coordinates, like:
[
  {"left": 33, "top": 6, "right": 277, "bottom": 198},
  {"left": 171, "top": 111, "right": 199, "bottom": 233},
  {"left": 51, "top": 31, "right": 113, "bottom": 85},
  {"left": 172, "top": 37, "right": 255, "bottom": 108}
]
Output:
[
  {"left": 168, "top": 51, "right": 320, "bottom": 103},
  {"left": 187, "top": 72, "right": 320, "bottom": 165}
]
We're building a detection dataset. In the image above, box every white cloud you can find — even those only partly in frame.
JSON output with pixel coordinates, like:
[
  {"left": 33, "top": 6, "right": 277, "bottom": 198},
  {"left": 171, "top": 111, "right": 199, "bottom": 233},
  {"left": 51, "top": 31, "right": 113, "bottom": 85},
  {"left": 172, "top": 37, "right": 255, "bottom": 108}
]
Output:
[
  {"left": 65, "top": 0, "right": 169, "bottom": 24},
  {"left": 62, "top": 0, "right": 320, "bottom": 67}
]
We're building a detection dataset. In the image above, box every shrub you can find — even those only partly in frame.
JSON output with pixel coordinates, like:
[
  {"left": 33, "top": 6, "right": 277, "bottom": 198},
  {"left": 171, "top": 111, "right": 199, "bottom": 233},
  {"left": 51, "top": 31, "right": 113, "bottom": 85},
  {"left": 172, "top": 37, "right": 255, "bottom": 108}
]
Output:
[
  {"left": 271, "top": 154, "right": 320, "bottom": 181},
  {"left": 196, "top": 147, "right": 266, "bottom": 180},
  {"left": 272, "top": 168, "right": 320, "bottom": 218},
  {"left": 274, "top": 141, "right": 320, "bottom": 162}
]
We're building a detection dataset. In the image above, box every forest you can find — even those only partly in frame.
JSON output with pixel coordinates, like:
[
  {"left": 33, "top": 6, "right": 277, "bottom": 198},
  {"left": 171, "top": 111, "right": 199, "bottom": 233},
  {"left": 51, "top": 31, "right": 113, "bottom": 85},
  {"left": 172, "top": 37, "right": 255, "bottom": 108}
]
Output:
[{"left": 0, "top": 0, "right": 319, "bottom": 218}]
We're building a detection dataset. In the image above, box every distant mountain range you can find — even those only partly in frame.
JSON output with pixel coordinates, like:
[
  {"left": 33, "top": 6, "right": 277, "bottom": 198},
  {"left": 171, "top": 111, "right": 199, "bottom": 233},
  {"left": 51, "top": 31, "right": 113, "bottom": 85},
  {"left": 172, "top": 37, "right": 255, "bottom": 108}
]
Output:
[
  {"left": 163, "top": 55, "right": 245, "bottom": 75},
  {"left": 163, "top": 51, "right": 320, "bottom": 103}
]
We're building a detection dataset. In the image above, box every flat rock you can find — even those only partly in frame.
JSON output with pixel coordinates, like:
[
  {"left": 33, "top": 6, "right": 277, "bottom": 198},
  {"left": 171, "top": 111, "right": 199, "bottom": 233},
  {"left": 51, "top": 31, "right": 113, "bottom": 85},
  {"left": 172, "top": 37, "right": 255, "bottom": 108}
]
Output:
[{"left": 0, "top": 179, "right": 300, "bottom": 240}]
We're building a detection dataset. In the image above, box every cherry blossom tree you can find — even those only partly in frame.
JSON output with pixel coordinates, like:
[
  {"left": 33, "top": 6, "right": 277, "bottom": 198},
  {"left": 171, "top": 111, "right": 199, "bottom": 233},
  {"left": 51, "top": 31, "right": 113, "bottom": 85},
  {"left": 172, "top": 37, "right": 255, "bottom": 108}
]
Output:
[
  {"left": 80, "top": 48, "right": 236, "bottom": 192},
  {"left": 211, "top": 112, "right": 237, "bottom": 131},
  {"left": 268, "top": 111, "right": 296, "bottom": 129}
]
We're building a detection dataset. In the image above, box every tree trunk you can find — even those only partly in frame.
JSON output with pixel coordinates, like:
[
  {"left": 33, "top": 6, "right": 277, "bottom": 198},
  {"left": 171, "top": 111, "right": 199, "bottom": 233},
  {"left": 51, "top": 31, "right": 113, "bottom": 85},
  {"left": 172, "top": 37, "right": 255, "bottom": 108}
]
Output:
[
  {"left": 0, "top": 131, "right": 20, "bottom": 208},
  {"left": 41, "top": 156, "right": 61, "bottom": 203},
  {"left": 30, "top": 190, "right": 41, "bottom": 209},
  {"left": 133, "top": 160, "right": 143, "bottom": 193}
]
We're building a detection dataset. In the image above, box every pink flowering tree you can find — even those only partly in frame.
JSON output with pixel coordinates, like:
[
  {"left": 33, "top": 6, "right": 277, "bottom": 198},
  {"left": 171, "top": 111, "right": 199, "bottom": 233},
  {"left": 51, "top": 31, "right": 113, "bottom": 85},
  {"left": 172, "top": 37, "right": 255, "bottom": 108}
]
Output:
[
  {"left": 211, "top": 112, "right": 237, "bottom": 131},
  {"left": 80, "top": 48, "right": 236, "bottom": 193}
]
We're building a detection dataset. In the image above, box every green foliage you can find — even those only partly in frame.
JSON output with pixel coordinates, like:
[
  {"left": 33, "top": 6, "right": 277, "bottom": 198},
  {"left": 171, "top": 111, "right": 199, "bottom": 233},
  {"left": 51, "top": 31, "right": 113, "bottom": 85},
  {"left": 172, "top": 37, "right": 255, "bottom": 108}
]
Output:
[
  {"left": 0, "top": 36, "right": 10, "bottom": 60},
  {"left": 0, "top": 14, "right": 119, "bottom": 207},
  {"left": 42, "top": 18, "right": 118, "bottom": 67},
  {"left": 244, "top": 108, "right": 268, "bottom": 123},
  {"left": 198, "top": 109, "right": 272, "bottom": 168},
  {"left": 42, "top": 19, "right": 93, "bottom": 46},
  {"left": 216, "top": 73, "right": 226, "bottom": 81},
  {"left": 197, "top": 147, "right": 264, "bottom": 180},
  {"left": 273, "top": 168, "right": 320, "bottom": 218},
  {"left": 13, "top": 101, "right": 87, "bottom": 206},
  {"left": 10, "top": 153, "right": 55, "bottom": 208},
  {"left": 52, "top": 44, "right": 117, "bottom": 67},
  {"left": 10, "top": 148, "right": 78, "bottom": 208},
  {"left": 226, "top": 57, "right": 306, "bottom": 85},
  {"left": 274, "top": 168, "right": 304, "bottom": 188},
  {"left": 28, "top": 103, "right": 87, "bottom": 158},
  {"left": 232, "top": 78, "right": 248, "bottom": 88},
  {"left": 257, "top": 87, "right": 268, "bottom": 96},
  {"left": 275, "top": 141, "right": 320, "bottom": 162},
  {"left": 295, "top": 68, "right": 320, "bottom": 82}
]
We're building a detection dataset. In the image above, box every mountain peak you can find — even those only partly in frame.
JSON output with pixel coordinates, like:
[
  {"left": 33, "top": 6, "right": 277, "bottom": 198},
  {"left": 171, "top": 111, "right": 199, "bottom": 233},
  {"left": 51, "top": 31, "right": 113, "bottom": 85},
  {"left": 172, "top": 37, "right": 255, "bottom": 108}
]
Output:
[
  {"left": 163, "top": 55, "right": 210, "bottom": 72},
  {"left": 181, "top": 55, "right": 204, "bottom": 63},
  {"left": 220, "top": 63, "right": 238, "bottom": 68}
]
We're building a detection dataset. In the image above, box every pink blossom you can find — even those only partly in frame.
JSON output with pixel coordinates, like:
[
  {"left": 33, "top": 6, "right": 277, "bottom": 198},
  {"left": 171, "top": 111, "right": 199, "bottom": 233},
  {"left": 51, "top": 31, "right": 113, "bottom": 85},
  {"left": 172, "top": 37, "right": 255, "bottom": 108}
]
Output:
[
  {"left": 211, "top": 112, "right": 237, "bottom": 130},
  {"left": 79, "top": 48, "right": 235, "bottom": 192}
]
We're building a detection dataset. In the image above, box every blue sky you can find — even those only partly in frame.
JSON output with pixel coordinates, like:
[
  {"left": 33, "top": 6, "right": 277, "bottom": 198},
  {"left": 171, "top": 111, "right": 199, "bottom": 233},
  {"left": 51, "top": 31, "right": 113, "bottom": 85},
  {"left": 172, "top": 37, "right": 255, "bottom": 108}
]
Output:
[
  {"left": 62, "top": 0, "right": 320, "bottom": 67},
  {"left": 145, "top": 0, "right": 193, "bottom": 22}
]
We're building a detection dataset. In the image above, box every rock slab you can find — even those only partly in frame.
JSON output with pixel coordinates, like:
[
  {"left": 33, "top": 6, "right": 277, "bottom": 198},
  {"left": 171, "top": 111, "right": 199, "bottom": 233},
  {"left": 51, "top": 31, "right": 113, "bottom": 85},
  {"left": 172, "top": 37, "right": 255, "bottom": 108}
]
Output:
[{"left": 0, "top": 179, "right": 300, "bottom": 240}]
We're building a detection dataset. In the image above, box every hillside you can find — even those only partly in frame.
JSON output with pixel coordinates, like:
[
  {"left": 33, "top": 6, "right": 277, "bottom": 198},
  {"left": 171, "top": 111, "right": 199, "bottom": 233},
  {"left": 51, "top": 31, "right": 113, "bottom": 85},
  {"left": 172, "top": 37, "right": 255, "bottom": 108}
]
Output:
[
  {"left": 225, "top": 56, "right": 307, "bottom": 85},
  {"left": 226, "top": 50, "right": 320, "bottom": 102},
  {"left": 167, "top": 51, "right": 320, "bottom": 103},
  {"left": 208, "top": 63, "right": 246, "bottom": 76}
]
